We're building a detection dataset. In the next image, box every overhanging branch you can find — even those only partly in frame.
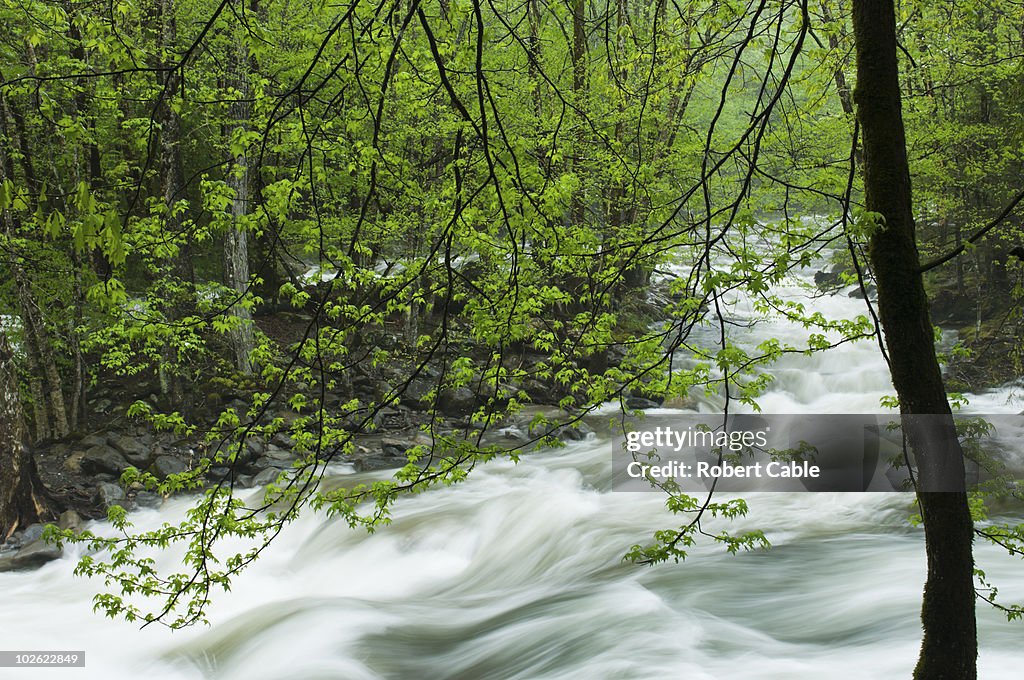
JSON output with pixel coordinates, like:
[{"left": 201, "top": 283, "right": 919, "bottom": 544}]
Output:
[{"left": 919, "top": 186, "right": 1024, "bottom": 273}]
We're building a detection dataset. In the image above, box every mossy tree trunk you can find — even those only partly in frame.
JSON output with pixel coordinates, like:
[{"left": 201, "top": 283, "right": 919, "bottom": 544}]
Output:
[
  {"left": 0, "top": 334, "right": 51, "bottom": 540},
  {"left": 851, "top": 1, "right": 978, "bottom": 678}
]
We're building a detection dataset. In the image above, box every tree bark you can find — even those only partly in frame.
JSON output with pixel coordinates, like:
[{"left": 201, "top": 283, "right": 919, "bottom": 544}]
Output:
[
  {"left": 0, "top": 333, "right": 51, "bottom": 540},
  {"left": 225, "top": 20, "right": 256, "bottom": 375},
  {"left": 851, "top": 2, "right": 977, "bottom": 678},
  {"left": 154, "top": 0, "right": 191, "bottom": 407}
]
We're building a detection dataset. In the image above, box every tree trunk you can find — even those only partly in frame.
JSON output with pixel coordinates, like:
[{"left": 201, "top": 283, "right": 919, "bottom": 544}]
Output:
[
  {"left": 225, "top": 23, "right": 256, "bottom": 375},
  {"left": 0, "top": 334, "right": 50, "bottom": 540},
  {"left": 851, "top": 2, "right": 977, "bottom": 678},
  {"left": 155, "top": 0, "right": 191, "bottom": 407},
  {"left": 0, "top": 85, "right": 71, "bottom": 440},
  {"left": 570, "top": 0, "right": 586, "bottom": 229}
]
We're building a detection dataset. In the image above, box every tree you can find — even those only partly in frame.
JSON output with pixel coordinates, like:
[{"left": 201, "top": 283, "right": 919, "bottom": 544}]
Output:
[
  {"left": 0, "top": 331, "right": 50, "bottom": 538},
  {"left": 852, "top": 1, "right": 977, "bottom": 677}
]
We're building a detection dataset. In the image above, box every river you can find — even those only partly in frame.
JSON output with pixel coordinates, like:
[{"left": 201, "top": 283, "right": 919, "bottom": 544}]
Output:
[{"left": 1, "top": 260, "right": 1022, "bottom": 679}]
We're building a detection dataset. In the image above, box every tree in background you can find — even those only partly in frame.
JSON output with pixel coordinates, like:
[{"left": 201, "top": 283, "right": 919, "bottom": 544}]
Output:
[{"left": 0, "top": 331, "right": 50, "bottom": 538}]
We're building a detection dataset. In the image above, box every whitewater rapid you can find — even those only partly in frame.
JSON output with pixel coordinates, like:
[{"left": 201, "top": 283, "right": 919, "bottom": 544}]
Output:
[{"left": 1, "top": 259, "right": 1022, "bottom": 679}]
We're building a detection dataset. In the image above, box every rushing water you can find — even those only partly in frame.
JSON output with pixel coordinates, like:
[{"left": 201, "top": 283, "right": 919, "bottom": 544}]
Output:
[{"left": 2, "top": 262, "right": 1023, "bottom": 679}]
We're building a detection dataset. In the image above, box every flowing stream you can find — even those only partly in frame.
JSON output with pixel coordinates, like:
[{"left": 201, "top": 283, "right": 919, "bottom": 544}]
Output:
[{"left": 2, "top": 261, "right": 1023, "bottom": 679}]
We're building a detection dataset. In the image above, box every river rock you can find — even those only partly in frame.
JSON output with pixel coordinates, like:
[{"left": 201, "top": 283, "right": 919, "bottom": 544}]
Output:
[
  {"left": 96, "top": 482, "right": 126, "bottom": 510},
  {"left": 813, "top": 270, "right": 843, "bottom": 290},
  {"left": 207, "top": 466, "right": 232, "bottom": 482},
  {"left": 399, "top": 375, "right": 435, "bottom": 407},
  {"left": 848, "top": 284, "right": 877, "bottom": 299},
  {"left": 625, "top": 396, "right": 661, "bottom": 410},
  {"left": 59, "top": 510, "right": 84, "bottom": 533},
  {"left": 133, "top": 491, "right": 163, "bottom": 509},
  {"left": 245, "top": 437, "right": 267, "bottom": 457},
  {"left": 110, "top": 434, "right": 153, "bottom": 467},
  {"left": 254, "top": 445, "right": 295, "bottom": 471},
  {"left": 153, "top": 455, "right": 188, "bottom": 478},
  {"left": 79, "top": 433, "right": 110, "bottom": 449},
  {"left": 662, "top": 394, "right": 696, "bottom": 409},
  {"left": 438, "top": 387, "right": 478, "bottom": 416},
  {"left": 381, "top": 437, "right": 415, "bottom": 457},
  {"left": 0, "top": 539, "right": 62, "bottom": 572},
  {"left": 252, "top": 468, "right": 283, "bottom": 487},
  {"left": 373, "top": 406, "right": 408, "bottom": 430},
  {"left": 352, "top": 454, "right": 406, "bottom": 473},
  {"left": 554, "top": 422, "right": 593, "bottom": 442},
  {"left": 81, "top": 445, "right": 130, "bottom": 476},
  {"left": 270, "top": 433, "right": 294, "bottom": 449},
  {"left": 19, "top": 523, "right": 45, "bottom": 545}
]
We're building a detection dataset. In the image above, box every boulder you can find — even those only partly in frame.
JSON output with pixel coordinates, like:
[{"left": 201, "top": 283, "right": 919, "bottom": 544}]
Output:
[
  {"left": 381, "top": 437, "right": 415, "bottom": 458},
  {"left": 58, "top": 510, "right": 84, "bottom": 533},
  {"left": 245, "top": 437, "right": 267, "bottom": 457},
  {"left": 848, "top": 284, "right": 877, "bottom": 299},
  {"left": 96, "top": 482, "right": 126, "bottom": 510},
  {"left": 813, "top": 270, "right": 843, "bottom": 290},
  {"left": 18, "top": 523, "right": 45, "bottom": 545},
  {"left": 81, "top": 445, "right": 129, "bottom": 476},
  {"left": 153, "top": 455, "right": 188, "bottom": 478},
  {"left": 270, "top": 433, "right": 294, "bottom": 449},
  {"left": 133, "top": 491, "right": 163, "bottom": 509},
  {"left": 253, "top": 445, "right": 295, "bottom": 471},
  {"left": 78, "top": 433, "right": 110, "bottom": 449},
  {"left": 625, "top": 397, "right": 661, "bottom": 411},
  {"left": 206, "top": 466, "right": 232, "bottom": 482},
  {"left": 252, "top": 468, "right": 283, "bottom": 487},
  {"left": 352, "top": 455, "right": 406, "bottom": 473},
  {"left": 109, "top": 434, "right": 154, "bottom": 467},
  {"left": 0, "top": 539, "right": 62, "bottom": 572},
  {"left": 438, "top": 387, "right": 478, "bottom": 416}
]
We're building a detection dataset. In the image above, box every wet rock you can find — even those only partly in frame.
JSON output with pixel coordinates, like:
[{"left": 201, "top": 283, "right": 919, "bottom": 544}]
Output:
[
  {"left": 254, "top": 455, "right": 291, "bottom": 470},
  {"left": 381, "top": 437, "right": 415, "bottom": 458},
  {"left": 848, "top": 284, "right": 876, "bottom": 299},
  {"left": 270, "top": 433, "right": 294, "bottom": 449},
  {"left": 96, "top": 482, "right": 126, "bottom": 510},
  {"left": 19, "top": 523, "right": 45, "bottom": 545},
  {"left": 207, "top": 466, "right": 232, "bottom": 482},
  {"left": 253, "top": 445, "right": 295, "bottom": 471},
  {"left": 438, "top": 387, "right": 478, "bottom": 416},
  {"left": 814, "top": 270, "right": 843, "bottom": 290},
  {"left": 110, "top": 434, "right": 153, "bottom": 467},
  {"left": 245, "top": 437, "right": 266, "bottom": 457},
  {"left": 153, "top": 455, "right": 188, "bottom": 478},
  {"left": 59, "top": 510, "right": 84, "bottom": 533},
  {"left": 0, "top": 539, "right": 63, "bottom": 572},
  {"left": 133, "top": 491, "right": 163, "bottom": 509},
  {"left": 352, "top": 455, "right": 406, "bottom": 473},
  {"left": 252, "top": 468, "right": 283, "bottom": 487},
  {"left": 554, "top": 423, "right": 592, "bottom": 442},
  {"left": 625, "top": 397, "right": 661, "bottom": 410},
  {"left": 373, "top": 406, "right": 409, "bottom": 430},
  {"left": 81, "top": 445, "right": 130, "bottom": 476},
  {"left": 662, "top": 394, "right": 696, "bottom": 409},
  {"left": 399, "top": 376, "right": 435, "bottom": 408},
  {"left": 79, "top": 433, "right": 110, "bottom": 449}
]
